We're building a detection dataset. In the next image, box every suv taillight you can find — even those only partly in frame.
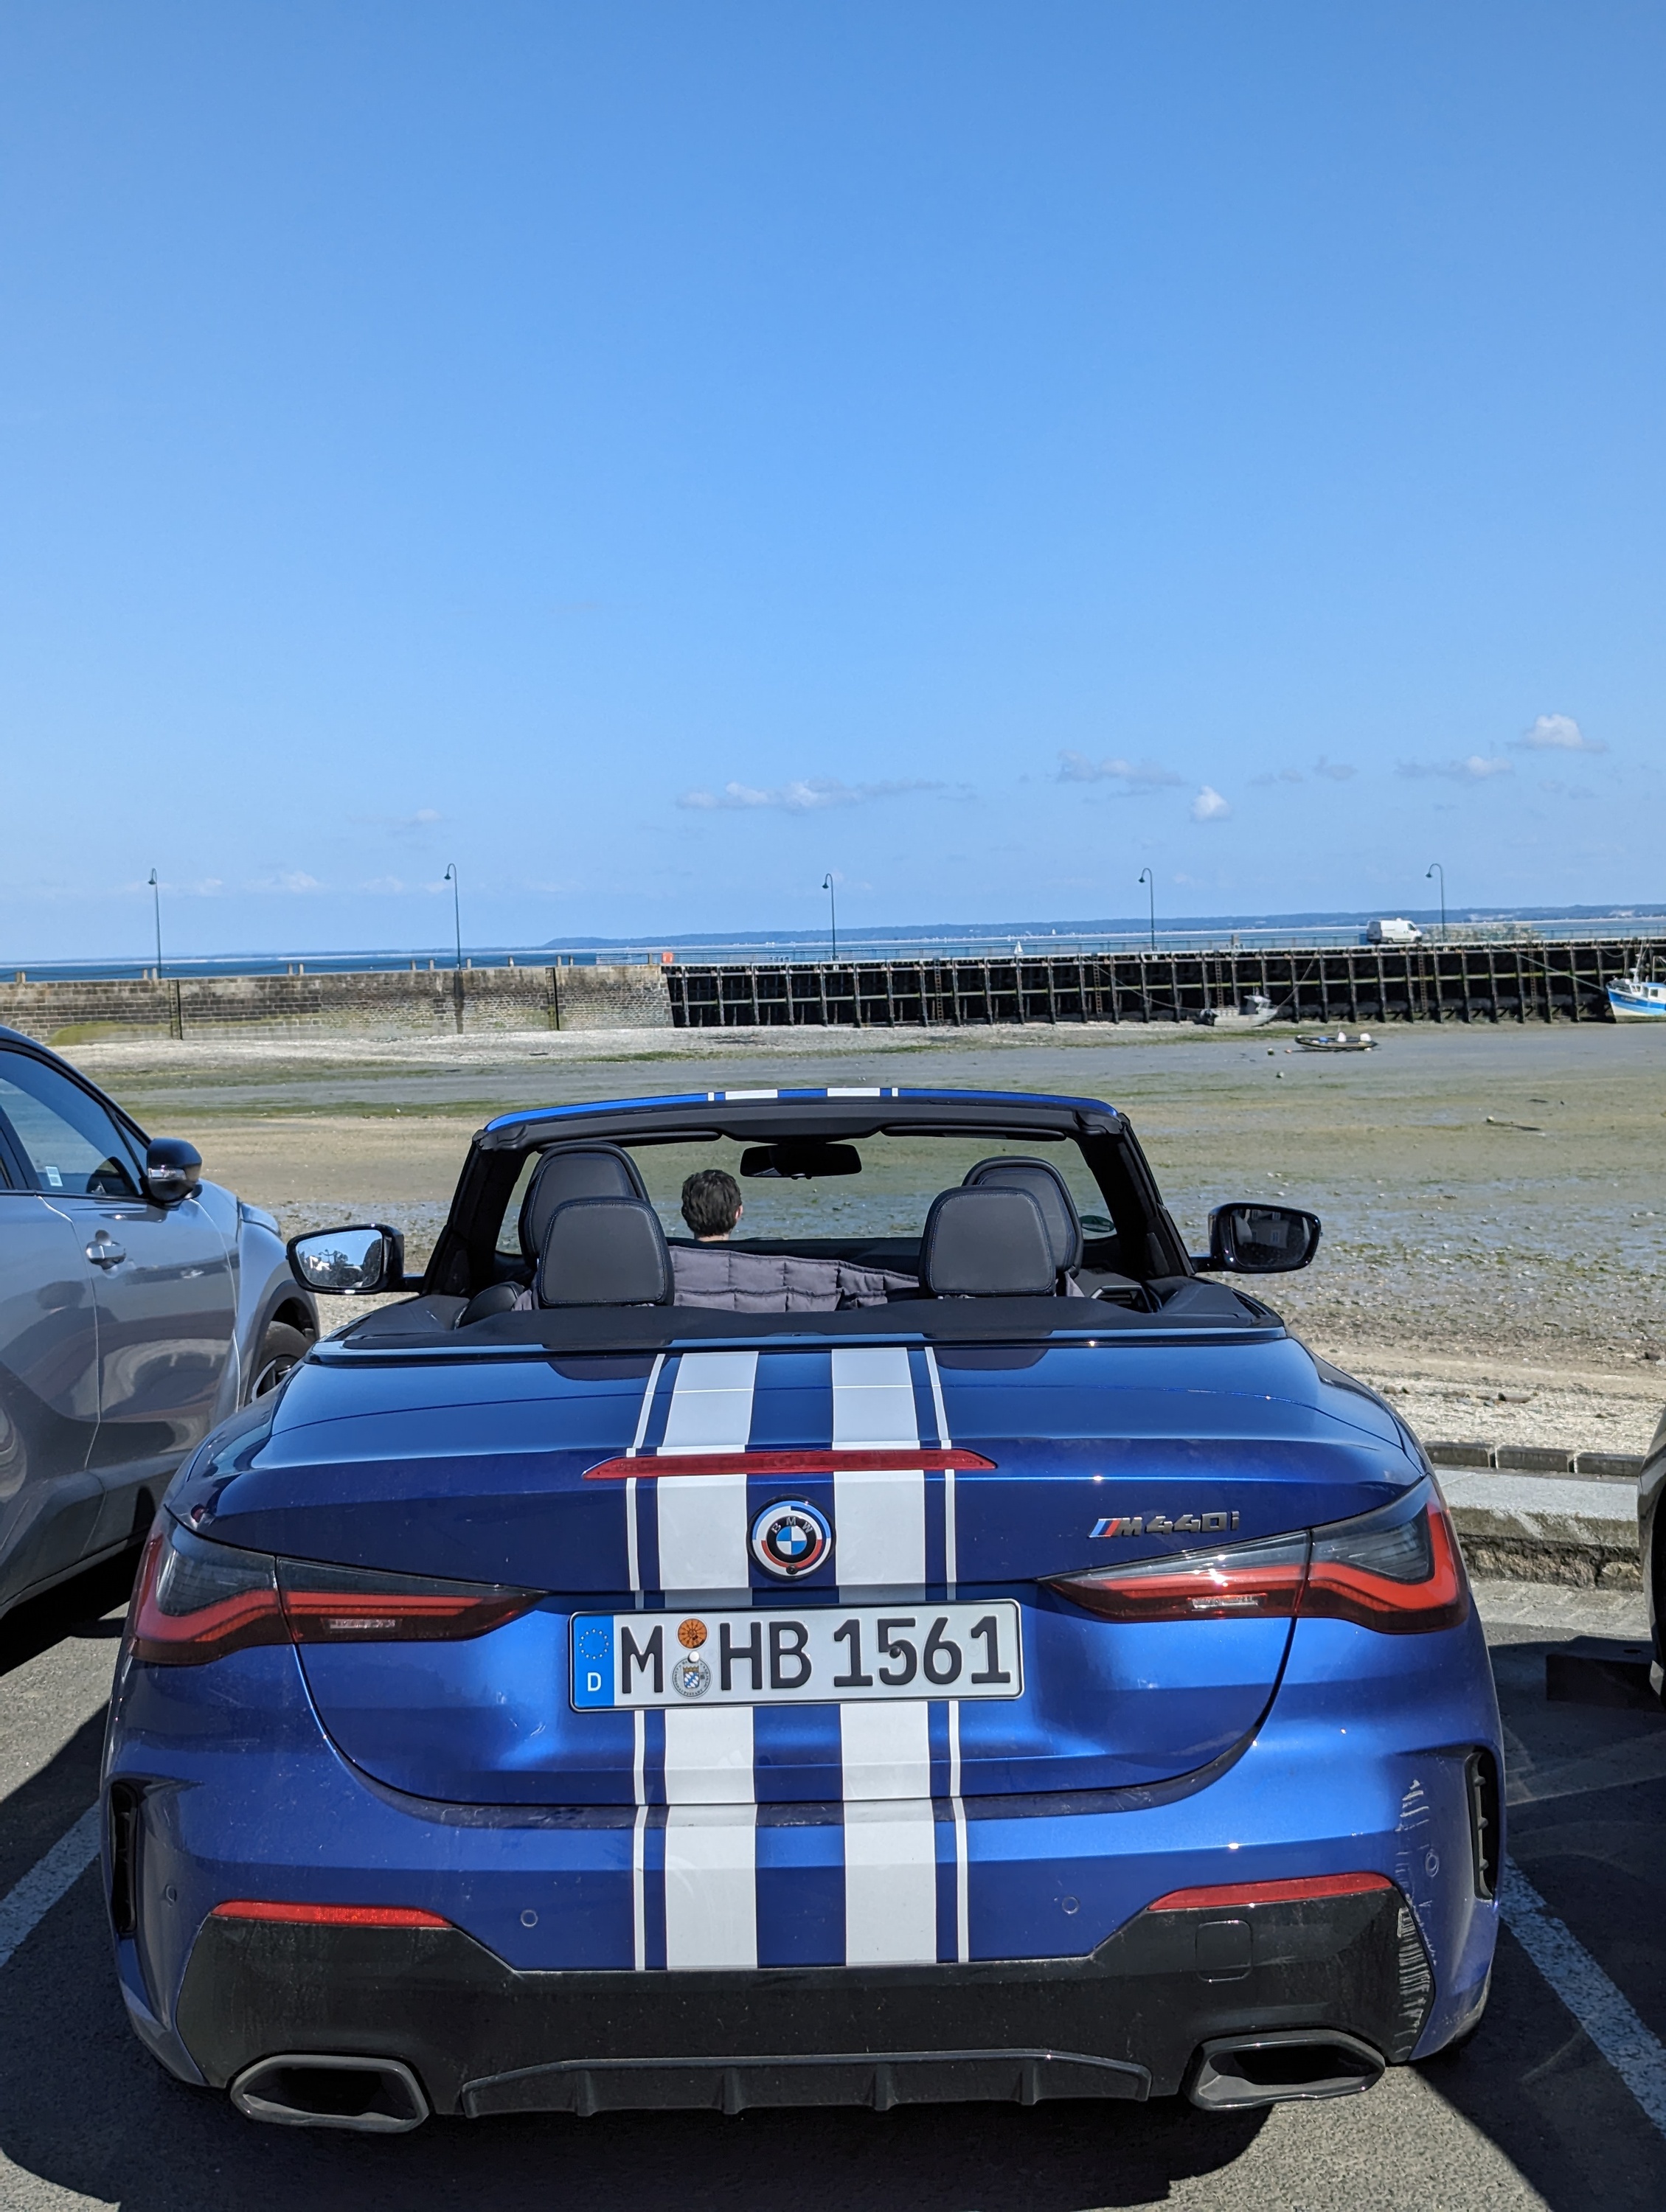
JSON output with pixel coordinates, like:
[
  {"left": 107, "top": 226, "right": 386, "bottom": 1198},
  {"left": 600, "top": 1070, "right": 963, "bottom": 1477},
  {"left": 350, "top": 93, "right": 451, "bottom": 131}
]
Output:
[
  {"left": 127, "top": 1520, "right": 538, "bottom": 1665},
  {"left": 1048, "top": 1483, "right": 1468, "bottom": 1635}
]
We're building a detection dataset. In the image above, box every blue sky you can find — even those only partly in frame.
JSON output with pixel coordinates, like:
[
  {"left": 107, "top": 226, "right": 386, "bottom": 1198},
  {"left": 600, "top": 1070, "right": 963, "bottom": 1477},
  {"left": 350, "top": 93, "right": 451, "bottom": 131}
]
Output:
[{"left": 3, "top": 2, "right": 1664, "bottom": 959}]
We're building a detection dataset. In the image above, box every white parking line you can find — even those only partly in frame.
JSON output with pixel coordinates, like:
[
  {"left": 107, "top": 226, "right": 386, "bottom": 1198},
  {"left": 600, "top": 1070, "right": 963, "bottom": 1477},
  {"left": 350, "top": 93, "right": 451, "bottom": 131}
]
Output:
[
  {"left": 1502, "top": 1857, "right": 1666, "bottom": 2139},
  {"left": 0, "top": 1806, "right": 100, "bottom": 1972}
]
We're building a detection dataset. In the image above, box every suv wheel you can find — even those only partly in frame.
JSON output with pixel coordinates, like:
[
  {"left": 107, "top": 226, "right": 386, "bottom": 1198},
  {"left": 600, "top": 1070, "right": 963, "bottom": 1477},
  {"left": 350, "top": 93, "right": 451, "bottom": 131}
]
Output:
[{"left": 248, "top": 1321, "right": 313, "bottom": 1400}]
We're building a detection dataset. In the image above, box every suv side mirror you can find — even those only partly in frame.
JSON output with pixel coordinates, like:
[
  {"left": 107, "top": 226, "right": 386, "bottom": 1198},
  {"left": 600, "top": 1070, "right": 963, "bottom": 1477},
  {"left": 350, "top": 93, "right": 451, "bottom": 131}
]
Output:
[
  {"left": 1195, "top": 1203, "right": 1322, "bottom": 1274},
  {"left": 288, "top": 1224, "right": 406, "bottom": 1295},
  {"left": 145, "top": 1138, "right": 203, "bottom": 1206}
]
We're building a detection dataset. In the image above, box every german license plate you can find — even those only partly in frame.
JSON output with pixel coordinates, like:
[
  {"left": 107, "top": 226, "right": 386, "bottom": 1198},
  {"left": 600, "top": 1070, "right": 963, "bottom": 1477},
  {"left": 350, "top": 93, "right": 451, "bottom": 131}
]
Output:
[{"left": 571, "top": 1601, "right": 1023, "bottom": 1710}]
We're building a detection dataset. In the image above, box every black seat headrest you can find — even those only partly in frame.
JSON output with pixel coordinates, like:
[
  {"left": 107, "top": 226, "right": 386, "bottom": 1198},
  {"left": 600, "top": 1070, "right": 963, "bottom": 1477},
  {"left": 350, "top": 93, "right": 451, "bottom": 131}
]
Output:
[
  {"left": 456, "top": 1281, "right": 521, "bottom": 1327},
  {"left": 920, "top": 1187, "right": 1057, "bottom": 1298},
  {"left": 538, "top": 1197, "right": 673, "bottom": 1307},
  {"left": 961, "top": 1156, "right": 1083, "bottom": 1273},
  {"left": 519, "top": 1144, "right": 649, "bottom": 1262}
]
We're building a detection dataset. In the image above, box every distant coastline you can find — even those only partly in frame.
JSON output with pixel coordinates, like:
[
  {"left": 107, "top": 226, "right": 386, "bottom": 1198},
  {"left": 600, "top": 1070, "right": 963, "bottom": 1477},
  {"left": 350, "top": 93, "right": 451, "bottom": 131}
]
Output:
[{"left": 5, "top": 902, "right": 1663, "bottom": 983}]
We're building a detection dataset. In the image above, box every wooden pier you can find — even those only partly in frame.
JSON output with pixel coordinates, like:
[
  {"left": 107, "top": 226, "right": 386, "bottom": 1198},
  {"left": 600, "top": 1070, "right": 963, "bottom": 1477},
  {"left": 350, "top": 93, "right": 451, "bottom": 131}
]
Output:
[{"left": 666, "top": 936, "right": 1662, "bottom": 1029}]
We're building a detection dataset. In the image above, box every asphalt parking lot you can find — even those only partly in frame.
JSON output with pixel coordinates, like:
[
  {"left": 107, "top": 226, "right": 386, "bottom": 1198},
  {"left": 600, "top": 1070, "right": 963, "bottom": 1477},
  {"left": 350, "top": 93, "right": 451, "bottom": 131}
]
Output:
[{"left": 1, "top": 1566, "right": 1664, "bottom": 2212}]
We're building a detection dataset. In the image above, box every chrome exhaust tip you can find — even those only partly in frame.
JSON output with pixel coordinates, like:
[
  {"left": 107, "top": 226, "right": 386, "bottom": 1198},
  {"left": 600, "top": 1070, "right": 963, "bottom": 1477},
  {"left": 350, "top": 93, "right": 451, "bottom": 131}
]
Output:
[
  {"left": 229, "top": 2053, "right": 428, "bottom": 2132},
  {"left": 1186, "top": 2029, "right": 1386, "bottom": 2111}
]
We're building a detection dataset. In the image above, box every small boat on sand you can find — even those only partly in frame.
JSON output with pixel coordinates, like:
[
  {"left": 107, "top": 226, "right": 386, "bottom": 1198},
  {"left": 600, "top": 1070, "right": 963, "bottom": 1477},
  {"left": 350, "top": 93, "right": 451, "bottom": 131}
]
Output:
[
  {"left": 1607, "top": 967, "right": 1666, "bottom": 1020},
  {"left": 1202, "top": 992, "right": 1277, "bottom": 1030},
  {"left": 1295, "top": 1029, "right": 1377, "bottom": 1053}
]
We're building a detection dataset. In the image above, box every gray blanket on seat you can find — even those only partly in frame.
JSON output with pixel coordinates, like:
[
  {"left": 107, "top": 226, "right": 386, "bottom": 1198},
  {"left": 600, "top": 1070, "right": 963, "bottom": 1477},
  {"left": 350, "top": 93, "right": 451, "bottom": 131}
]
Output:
[{"left": 669, "top": 1245, "right": 918, "bottom": 1312}]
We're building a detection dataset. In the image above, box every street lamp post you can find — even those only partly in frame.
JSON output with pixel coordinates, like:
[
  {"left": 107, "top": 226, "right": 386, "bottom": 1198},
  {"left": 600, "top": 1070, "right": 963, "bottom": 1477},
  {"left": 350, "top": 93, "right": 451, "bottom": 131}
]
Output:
[
  {"left": 1137, "top": 867, "right": 1156, "bottom": 955},
  {"left": 443, "top": 864, "right": 462, "bottom": 968},
  {"left": 822, "top": 873, "right": 838, "bottom": 962},
  {"left": 443, "top": 863, "right": 464, "bottom": 1032},
  {"left": 147, "top": 869, "right": 163, "bottom": 977},
  {"left": 1426, "top": 861, "right": 1446, "bottom": 942}
]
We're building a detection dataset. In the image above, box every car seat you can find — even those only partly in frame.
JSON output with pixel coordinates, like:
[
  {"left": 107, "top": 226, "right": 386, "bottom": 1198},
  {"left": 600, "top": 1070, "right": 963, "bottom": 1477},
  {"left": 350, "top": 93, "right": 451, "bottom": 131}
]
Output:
[
  {"left": 919, "top": 1186, "right": 1057, "bottom": 1297},
  {"left": 537, "top": 1196, "right": 674, "bottom": 1307},
  {"left": 959, "top": 1156, "right": 1083, "bottom": 1274},
  {"left": 518, "top": 1144, "right": 650, "bottom": 1265}
]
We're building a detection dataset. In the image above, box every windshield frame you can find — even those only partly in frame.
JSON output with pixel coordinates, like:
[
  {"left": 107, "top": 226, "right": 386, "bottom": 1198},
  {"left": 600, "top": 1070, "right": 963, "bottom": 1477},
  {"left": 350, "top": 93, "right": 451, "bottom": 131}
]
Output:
[{"left": 422, "top": 1087, "right": 1186, "bottom": 1301}]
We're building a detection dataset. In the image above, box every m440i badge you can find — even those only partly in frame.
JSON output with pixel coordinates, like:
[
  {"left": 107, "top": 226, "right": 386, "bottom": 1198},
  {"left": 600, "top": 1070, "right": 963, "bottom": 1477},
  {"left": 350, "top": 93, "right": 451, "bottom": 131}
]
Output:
[{"left": 1091, "top": 1511, "right": 1241, "bottom": 1539}]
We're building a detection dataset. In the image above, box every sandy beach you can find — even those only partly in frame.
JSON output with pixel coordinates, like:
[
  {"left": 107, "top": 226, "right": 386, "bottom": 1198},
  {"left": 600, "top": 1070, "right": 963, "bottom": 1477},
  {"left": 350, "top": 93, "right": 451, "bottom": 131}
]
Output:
[{"left": 69, "top": 1018, "right": 1666, "bottom": 1459}]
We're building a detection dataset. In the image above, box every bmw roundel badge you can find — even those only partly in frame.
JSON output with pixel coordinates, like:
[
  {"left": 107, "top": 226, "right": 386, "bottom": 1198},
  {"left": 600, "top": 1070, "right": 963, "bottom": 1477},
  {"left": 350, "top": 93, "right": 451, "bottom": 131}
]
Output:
[{"left": 750, "top": 1498, "right": 833, "bottom": 1579}]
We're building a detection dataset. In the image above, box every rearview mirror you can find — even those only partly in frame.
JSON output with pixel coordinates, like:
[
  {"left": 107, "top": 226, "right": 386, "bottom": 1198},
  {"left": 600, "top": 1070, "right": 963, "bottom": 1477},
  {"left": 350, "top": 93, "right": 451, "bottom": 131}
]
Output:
[
  {"left": 144, "top": 1137, "right": 202, "bottom": 1206},
  {"left": 1197, "top": 1203, "right": 1322, "bottom": 1274},
  {"left": 739, "top": 1141, "right": 862, "bottom": 1180},
  {"left": 288, "top": 1225, "right": 406, "bottom": 1295}
]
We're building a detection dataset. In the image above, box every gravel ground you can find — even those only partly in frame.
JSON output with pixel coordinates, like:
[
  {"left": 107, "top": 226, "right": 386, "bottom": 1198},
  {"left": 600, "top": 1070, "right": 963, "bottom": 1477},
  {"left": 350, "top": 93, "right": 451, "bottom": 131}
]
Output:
[
  {"left": 1325, "top": 1352, "right": 1664, "bottom": 1459},
  {"left": 71, "top": 1018, "right": 1666, "bottom": 1422}
]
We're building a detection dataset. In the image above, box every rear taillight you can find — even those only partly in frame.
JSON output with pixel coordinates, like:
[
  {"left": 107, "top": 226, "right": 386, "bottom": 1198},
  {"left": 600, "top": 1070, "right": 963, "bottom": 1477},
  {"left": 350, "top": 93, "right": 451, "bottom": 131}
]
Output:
[
  {"left": 1302, "top": 1491, "right": 1468, "bottom": 1635},
  {"left": 1048, "top": 1482, "right": 1468, "bottom": 1635},
  {"left": 277, "top": 1559, "right": 535, "bottom": 1642},
  {"left": 128, "top": 1520, "right": 538, "bottom": 1666},
  {"left": 128, "top": 1523, "right": 287, "bottom": 1663},
  {"left": 1047, "top": 1531, "right": 1308, "bottom": 1624}
]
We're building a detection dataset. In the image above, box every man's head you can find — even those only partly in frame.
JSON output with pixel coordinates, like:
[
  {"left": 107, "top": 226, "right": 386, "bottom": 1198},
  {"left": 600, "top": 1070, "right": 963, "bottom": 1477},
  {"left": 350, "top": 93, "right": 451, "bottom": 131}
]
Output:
[{"left": 681, "top": 1168, "right": 743, "bottom": 1242}]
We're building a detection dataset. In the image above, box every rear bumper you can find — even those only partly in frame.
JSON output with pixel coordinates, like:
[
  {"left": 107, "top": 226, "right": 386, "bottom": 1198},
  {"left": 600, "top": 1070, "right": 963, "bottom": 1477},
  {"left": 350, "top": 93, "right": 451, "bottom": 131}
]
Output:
[{"left": 173, "top": 1886, "right": 1431, "bottom": 2115}]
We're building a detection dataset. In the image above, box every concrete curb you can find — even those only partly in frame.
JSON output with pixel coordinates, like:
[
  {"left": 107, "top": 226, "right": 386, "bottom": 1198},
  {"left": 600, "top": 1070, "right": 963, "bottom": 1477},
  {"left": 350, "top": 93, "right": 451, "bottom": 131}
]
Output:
[
  {"left": 1440, "top": 1468, "right": 1641, "bottom": 1590},
  {"left": 1427, "top": 1441, "right": 1644, "bottom": 1482}
]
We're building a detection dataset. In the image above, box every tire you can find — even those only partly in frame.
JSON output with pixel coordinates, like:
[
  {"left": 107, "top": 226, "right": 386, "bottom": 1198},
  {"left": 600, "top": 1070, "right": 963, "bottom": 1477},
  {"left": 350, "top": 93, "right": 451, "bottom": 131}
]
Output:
[{"left": 246, "top": 1321, "right": 313, "bottom": 1402}]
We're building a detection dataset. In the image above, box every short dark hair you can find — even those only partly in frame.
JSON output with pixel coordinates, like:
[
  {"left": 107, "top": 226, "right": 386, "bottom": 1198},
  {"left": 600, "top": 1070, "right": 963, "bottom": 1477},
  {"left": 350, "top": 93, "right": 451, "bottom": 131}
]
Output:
[{"left": 681, "top": 1168, "right": 742, "bottom": 1239}]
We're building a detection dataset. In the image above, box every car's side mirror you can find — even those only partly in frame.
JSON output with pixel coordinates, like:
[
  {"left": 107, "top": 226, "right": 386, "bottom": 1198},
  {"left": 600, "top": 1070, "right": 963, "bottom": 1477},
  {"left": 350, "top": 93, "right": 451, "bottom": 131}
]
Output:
[
  {"left": 145, "top": 1138, "right": 203, "bottom": 1206},
  {"left": 1195, "top": 1203, "right": 1322, "bottom": 1274},
  {"left": 288, "top": 1224, "right": 406, "bottom": 1295}
]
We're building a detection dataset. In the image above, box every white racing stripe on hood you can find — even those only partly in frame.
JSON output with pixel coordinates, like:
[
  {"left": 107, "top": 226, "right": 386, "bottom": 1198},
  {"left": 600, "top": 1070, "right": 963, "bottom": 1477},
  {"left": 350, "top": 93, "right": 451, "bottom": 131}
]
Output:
[{"left": 655, "top": 1350, "right": 760, "bottom": 1968}]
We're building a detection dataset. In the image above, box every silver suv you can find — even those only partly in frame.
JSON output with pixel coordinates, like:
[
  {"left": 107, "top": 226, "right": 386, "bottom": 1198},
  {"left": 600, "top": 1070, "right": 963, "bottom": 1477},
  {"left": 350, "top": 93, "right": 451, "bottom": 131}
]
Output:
[{"left": 0, "top": 1026, "right": 316, "bottom": 1618}]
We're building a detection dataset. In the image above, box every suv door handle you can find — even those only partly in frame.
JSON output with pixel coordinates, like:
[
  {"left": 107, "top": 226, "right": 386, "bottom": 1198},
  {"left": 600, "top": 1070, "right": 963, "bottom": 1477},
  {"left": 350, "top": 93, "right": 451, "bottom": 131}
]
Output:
[{"left": 86, "top": 1236, "right": 127, "bottom": 1267}]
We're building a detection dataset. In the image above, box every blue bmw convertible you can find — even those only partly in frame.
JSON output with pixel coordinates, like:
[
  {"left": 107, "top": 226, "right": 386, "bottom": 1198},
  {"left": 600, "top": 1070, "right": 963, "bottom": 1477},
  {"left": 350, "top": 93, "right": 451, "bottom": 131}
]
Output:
[{"left": 101, "top": 1085, "right": 1501, "bottom": 2132}]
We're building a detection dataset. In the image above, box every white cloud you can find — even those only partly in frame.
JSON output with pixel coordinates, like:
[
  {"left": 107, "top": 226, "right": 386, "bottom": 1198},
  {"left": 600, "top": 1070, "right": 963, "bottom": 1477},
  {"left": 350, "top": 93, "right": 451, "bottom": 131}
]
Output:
[
  {"left": 1248, "top": 756, "right": 1355, "bottom": 788},
  {"left": 1516, "top": 713, "right": 1604, "bottom": 754},
  {"left": 1057, "top": 751, "right": 1183, "bottom": 790},
  {"left": 677, "top": 776, "right": 941, "bottom": 813},
  {"left": 352, "top": 807, "right": 444, "bottom": 835},
  {"left": 1396, "top": 756, "right": 1513, "bottom": 781},
  {"left": 1190, "top": 785, "right": 1231, "bottom": 821},
  {"left": 251, "top": 870, "right": 324, "bottom": 894}
]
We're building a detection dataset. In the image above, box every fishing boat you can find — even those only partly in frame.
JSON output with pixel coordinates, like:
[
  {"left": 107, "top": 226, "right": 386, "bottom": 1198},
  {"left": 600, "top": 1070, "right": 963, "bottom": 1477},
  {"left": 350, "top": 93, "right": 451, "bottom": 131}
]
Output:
[
  {"left": 1607, "top": 967, "right": 1666, "bottom": 1020},
  {"left": 1295, "top": 1029, "right": 1378, "bottom": 1052},
  {"left": 1201, "top": 992, "right": 1277, "bottom": 1030}
]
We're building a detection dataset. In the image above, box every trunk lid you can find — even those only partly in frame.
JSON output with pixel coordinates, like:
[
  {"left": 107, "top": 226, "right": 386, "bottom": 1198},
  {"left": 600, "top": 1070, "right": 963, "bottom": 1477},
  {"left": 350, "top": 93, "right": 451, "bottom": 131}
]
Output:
[{"left": 184, "top": 1337, "right": 1419, "bottom": 1806}]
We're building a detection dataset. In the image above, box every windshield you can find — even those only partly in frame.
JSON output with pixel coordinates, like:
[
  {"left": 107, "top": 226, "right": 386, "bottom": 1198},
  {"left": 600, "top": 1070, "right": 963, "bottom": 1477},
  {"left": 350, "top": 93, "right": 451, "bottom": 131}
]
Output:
[{"left": 497, "top": 1131, "right": 1117, "bottom": 1256}]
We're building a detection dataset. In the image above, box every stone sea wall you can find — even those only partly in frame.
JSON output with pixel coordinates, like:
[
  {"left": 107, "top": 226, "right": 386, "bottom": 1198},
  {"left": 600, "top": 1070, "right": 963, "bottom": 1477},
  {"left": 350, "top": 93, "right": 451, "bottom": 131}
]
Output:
[{"left": 0, "top": 964, "right": 674, "bottom": 1043}]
